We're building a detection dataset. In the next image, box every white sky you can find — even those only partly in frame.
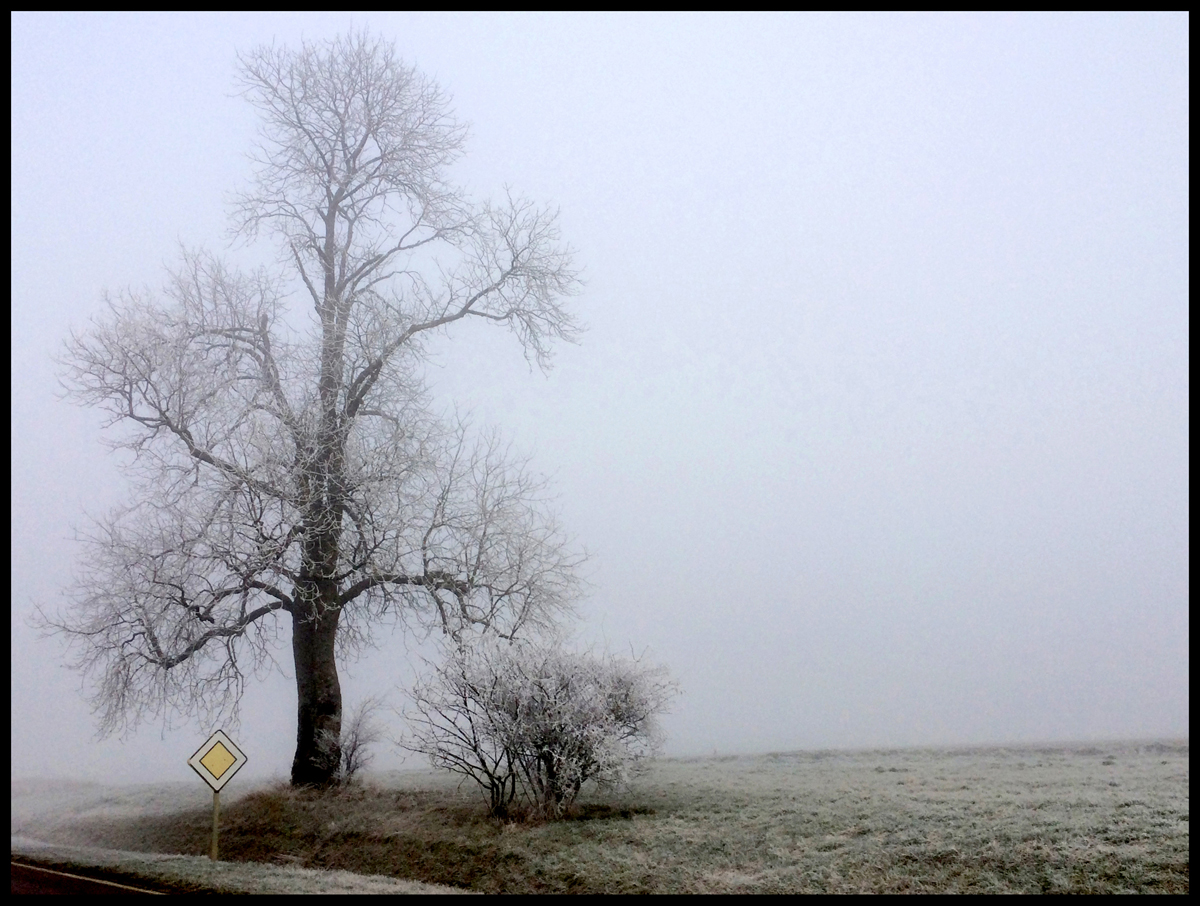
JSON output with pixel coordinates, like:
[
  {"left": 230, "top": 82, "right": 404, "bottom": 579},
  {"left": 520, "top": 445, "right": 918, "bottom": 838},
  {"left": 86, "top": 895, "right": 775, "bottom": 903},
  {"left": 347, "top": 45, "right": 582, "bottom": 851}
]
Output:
[{"left": 11, "top": 12, "right": 1189, "bottom": 785}]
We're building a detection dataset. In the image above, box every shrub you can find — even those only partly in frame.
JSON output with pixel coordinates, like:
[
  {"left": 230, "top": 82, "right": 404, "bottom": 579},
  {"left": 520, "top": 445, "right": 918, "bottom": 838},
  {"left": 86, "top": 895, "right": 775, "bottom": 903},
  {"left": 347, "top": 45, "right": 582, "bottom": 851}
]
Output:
[
  {"left": 336, "top": 696, "right": 385, "bottom": 785},
  {"left": 404, "top": 637, "right": 677, "bottom": 818}
]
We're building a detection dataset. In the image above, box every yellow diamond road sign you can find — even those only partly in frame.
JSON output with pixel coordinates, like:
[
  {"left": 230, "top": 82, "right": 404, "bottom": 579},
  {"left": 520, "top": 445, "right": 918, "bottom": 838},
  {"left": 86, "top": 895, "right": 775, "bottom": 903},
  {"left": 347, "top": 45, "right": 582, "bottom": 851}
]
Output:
[{"left": 188, "top": 730, "right": 247, "bottom": 792}]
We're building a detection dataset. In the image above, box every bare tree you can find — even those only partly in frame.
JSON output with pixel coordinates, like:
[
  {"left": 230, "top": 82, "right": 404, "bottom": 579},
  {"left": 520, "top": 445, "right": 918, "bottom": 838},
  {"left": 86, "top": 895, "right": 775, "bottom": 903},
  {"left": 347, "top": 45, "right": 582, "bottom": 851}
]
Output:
[
  {"left": 405, "top": 638, "right": 677, "bottom": 819},
  {"left": 43, "top": 32, "right": 583, "bottom": 788}
]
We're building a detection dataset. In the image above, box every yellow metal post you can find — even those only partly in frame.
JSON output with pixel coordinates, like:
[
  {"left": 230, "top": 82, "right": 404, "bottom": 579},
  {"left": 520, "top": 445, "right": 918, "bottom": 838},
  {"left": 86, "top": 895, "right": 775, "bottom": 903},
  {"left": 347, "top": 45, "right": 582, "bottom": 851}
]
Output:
[{"left": 210, "top": 790, "right": 220, "bottom": 861}]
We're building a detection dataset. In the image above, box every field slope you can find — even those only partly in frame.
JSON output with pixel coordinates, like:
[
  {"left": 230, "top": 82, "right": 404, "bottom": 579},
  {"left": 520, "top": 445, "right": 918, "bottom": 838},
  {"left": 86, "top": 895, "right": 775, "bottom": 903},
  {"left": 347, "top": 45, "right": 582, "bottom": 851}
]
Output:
[{"left": 12, "top": 740, "right": 1188, "bottom": 893}]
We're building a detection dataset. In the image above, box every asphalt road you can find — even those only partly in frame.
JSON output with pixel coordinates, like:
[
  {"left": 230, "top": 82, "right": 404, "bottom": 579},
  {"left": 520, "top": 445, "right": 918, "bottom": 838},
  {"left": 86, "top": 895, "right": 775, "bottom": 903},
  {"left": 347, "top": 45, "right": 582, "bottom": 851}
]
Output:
[{"left": 11, "top": 862, "right": 166, "bottom": 895}]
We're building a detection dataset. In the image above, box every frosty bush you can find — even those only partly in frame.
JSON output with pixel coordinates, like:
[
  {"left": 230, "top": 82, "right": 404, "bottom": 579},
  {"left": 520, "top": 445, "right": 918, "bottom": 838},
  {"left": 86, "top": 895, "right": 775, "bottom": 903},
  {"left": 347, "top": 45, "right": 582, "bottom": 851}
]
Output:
[
  {"left": 405, "top": 638, "right": 677, "bottom": 818},
  {"left": 338, "top": 696, "right": 386, "bottom": 785}
]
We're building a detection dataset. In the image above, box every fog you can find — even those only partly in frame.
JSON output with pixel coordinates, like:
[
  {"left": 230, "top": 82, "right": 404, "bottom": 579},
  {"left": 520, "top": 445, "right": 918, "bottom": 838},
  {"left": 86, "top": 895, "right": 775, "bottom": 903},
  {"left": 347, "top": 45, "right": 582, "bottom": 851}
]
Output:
[{"left": 11, "top": 13, "right": 1188, "bottom": 785}]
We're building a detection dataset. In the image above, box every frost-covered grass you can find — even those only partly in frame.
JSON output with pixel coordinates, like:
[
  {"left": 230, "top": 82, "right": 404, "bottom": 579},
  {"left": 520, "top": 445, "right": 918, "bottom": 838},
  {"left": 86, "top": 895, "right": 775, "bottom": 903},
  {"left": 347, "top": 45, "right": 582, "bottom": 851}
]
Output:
[
  {"left": 10, "top": 837, "right": 471, "bottom": 894},
  {"left": 10, "top": 779, "right": 469, "bottom": 894},
  {"left": 12, "top": 740, "right": 1188, "bottom": 894}
]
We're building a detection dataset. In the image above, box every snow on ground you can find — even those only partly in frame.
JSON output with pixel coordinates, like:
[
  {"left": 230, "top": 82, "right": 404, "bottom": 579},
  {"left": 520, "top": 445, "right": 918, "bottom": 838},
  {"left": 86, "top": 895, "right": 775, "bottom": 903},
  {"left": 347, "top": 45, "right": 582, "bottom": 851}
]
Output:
[{"left": 11, "top": 777, "right": 473, "bottom": 895}]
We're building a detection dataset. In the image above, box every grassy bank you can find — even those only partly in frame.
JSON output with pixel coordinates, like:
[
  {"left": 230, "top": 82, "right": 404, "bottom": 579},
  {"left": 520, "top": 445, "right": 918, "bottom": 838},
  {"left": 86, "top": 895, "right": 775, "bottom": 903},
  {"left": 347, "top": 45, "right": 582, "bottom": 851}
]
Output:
[{"left": 18, "top": 740, "right": 1189, "bottom": 893}]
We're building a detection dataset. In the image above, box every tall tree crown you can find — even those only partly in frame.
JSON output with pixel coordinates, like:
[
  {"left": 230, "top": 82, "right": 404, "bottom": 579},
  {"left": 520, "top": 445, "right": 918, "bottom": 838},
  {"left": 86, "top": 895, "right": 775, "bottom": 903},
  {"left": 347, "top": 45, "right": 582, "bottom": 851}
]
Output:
[{"left": 235, "top": 34, "right": 467, "bottom": 264}]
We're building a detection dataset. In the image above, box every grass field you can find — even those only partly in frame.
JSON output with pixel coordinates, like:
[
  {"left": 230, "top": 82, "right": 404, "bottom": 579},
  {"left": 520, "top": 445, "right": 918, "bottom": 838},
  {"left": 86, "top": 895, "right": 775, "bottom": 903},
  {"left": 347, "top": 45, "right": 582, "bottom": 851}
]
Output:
[{"left": 13, "top": 740, "right": 1188, "bottom": 893}]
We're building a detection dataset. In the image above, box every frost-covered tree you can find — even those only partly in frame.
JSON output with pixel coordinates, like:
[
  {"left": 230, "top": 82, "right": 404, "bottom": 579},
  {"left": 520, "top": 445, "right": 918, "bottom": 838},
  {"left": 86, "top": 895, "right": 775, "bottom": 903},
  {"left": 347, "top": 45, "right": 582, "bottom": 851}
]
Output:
[
  {"left": 44, "top": 32, "right": 583, "bottom": 787},
  {"left": 405, "top": 638, "right": 677, "bottom": 818}
]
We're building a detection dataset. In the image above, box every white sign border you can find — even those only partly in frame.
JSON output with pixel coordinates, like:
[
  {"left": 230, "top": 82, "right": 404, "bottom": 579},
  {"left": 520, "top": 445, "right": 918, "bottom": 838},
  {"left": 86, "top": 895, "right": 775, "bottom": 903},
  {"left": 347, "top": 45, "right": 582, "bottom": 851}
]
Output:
[{"left": 187, "top": 729, "right": 248, "bottom": 792}]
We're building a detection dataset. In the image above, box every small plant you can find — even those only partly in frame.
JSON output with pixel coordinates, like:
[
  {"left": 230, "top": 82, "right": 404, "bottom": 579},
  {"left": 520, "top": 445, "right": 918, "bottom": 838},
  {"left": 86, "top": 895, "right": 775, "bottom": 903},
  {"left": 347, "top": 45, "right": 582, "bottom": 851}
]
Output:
[
  {"left": 336, "top": 696, "right": 385, "bottom": 785},
  {"left": 404, "top": 637, "right": 677, "bottom": 819}
]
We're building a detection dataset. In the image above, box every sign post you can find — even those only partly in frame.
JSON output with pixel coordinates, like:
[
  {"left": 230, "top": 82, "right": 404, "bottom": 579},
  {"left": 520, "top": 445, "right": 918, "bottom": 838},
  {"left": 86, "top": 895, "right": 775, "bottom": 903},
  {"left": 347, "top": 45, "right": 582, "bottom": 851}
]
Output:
[
  {"left": 211, "top": 788, "right": 220, "bottom": 861},
  {"left": 187, "top": 730, "right": 247, "bottom": 862}
]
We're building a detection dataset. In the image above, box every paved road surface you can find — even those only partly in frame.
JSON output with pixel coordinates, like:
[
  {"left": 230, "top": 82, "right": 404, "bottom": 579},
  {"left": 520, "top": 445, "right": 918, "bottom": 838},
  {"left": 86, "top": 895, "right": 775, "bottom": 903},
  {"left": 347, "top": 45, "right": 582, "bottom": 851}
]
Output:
[{"left": 11, "top": 862, "right": 165, "bottom": 895}]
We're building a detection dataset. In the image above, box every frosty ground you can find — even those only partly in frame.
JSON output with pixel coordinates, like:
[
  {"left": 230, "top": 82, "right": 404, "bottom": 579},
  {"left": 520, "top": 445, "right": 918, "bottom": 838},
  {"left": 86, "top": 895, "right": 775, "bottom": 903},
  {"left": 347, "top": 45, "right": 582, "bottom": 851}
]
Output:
[{"left": 11, "top": 740, "right": 1188, "bottom": 894}]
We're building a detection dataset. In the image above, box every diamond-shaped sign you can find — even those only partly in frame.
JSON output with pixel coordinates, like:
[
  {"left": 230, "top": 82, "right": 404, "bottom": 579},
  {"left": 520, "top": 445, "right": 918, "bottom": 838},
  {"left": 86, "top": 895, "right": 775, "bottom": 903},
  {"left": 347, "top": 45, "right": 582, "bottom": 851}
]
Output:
[{"left": 188, "top": 730, "right": 247, "bottom": 791}]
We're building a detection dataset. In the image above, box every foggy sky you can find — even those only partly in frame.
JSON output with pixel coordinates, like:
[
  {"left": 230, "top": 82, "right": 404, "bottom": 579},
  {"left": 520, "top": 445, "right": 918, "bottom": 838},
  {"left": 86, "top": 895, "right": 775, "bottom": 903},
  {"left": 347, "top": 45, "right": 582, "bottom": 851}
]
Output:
[{"left": 11, "top": 13, "right": 1189, "bottom": 784}]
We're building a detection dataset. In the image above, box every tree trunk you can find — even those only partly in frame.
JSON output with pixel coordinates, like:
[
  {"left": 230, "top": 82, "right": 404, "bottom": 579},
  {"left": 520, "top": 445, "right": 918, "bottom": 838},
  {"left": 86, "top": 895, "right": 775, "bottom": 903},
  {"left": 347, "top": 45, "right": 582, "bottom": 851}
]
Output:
[{"left": 290, "top": 605, "right": 342, "bottom": 787}]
